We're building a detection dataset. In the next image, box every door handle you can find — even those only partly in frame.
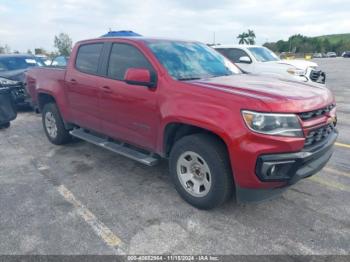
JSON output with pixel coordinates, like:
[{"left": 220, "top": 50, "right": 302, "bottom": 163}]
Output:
[
  {"left": 101, "top": 86, "right": 112, "bottom": 94},
  {"left": 69, "top": 79, "right": 77, "bottom": 84}
]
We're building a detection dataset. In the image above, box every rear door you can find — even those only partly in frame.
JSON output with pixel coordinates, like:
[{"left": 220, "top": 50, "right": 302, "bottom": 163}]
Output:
[
  {"left": 98, "top": 42, "right": 159, "bottom": 150},
  {"left": 65, "top": 43, "right": 104, "bottom": 132}
]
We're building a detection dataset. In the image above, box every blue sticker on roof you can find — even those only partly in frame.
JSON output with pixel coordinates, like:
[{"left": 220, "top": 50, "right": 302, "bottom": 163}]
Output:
[{"left": 101, "top": 31, "right": 142, "bottom": 37}]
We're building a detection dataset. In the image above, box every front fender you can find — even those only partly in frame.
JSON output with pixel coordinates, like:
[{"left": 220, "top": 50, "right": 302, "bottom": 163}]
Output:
[{"left": 157, "top": 99, "right": 241, "bottom": 156}]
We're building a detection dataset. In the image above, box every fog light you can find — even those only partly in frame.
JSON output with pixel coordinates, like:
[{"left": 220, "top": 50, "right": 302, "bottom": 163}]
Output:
[
  {"left": 267, "top": 165, "right": 277, "bottom": 177},
  {"left": 258, "top": 160, "right": 296, "bottom": 181}
]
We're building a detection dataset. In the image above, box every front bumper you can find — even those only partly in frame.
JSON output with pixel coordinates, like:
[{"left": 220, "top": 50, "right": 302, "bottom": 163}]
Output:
[
  {"left": 236, "top": 130, "right": 338, "bottom": 203},
  {"left": 10, "top": 82, "right": 31, "bottom": 107}
]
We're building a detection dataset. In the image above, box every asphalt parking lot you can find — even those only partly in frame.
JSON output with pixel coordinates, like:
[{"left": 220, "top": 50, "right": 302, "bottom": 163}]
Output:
[{"left": 0, "top": 58, "right": 350, "bottom": 255}]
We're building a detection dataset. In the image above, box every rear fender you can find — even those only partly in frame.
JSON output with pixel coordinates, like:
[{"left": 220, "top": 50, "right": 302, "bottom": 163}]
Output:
[{"left": 37, "top": 81, "right": 71, "bottom": 122}]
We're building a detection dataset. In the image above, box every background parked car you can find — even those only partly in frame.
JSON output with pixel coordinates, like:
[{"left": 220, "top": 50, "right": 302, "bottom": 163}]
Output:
[
  {"left": 214, "top": 45, "right": 326, "bottom": 85},
  {"left": 0, "top": 54, "right": 42, "bottom": 107},
  {"left": 313, "top": 53, "right": 323, "bottom": 58},
  {"left": 342, "top": 51, "right": 350, "bottom": 58},
  {"left": 0, "top": 80, "right": 17, "bottom": 129},
  {"left": 50, "top": 56, "right": 69, "bottom": 67},
  {"left": 326, "top": 52, "right": 337, "bottom": 57},
  {"left": 35, "top": 55, "right": 52, "bottom": 66}
]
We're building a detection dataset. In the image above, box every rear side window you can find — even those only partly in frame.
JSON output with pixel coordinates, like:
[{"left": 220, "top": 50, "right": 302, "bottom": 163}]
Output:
[
  {"left": 217, "top": 48, "right": 250, "bottom": 63},
  {"left": 76, "top": 43, "right": 103, "bottom": 74},
  {"left": 107, "top": 43, "right": 153, "bottom": 80}
]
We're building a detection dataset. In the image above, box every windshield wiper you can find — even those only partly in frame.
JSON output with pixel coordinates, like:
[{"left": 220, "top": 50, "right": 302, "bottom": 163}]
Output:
[{"left": 178, "top": 77, "right": 202, "bottom": 81}]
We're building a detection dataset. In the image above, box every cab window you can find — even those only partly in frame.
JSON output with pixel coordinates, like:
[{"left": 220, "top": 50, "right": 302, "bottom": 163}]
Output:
[
  {"left": 75, "top": 43, "right": 103, "bottom": 74},
  {"left": 107, "top": 43, "right": 153, "bottom": 80}
]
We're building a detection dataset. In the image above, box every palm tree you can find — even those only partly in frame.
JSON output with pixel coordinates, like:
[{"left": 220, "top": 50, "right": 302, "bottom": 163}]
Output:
[
  {"left": 247, "top": 29, "right": 256, "bottom": 45},
  {"left": 237, "top": 33, "right": 249, "bottom": 44}
]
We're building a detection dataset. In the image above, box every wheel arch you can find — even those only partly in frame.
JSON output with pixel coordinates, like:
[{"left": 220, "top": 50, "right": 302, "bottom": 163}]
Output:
[
  {"left": 37, "top": 92, "right": 56, "bottom": 112},
  {"left": 162, "top": 121, "right": 231, "bottom": 161},
  {"left": 38, "top": 92, "right": 73, "bottom": 130}
]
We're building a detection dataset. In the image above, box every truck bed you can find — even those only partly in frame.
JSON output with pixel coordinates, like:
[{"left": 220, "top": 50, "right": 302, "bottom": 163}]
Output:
[{"left": 26, "top": 67, "right": 66, "bottom": 109}]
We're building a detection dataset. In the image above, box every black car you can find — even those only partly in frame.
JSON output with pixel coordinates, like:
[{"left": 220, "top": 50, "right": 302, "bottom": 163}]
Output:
[
  {"left": 0, "top": 54, "right": 42, "bottom": 107},
  {"left": 0, "top": 84, "right": 17, "bottom": 129},
  {"left": 342, "top": 51, "right": 350, "bottom": 58}
]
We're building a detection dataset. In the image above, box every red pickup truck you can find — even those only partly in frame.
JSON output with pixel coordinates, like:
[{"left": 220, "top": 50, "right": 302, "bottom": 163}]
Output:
[{"left": 26, "top": 37, "right": 338, "bottom": 209}]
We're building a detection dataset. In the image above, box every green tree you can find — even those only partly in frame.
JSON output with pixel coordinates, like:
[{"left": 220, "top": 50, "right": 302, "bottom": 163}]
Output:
[
  {"left": 54, "top": 33, "right": 73, "bottom": 56},
  {"left": 237, "top": 30, "right": 256, "bottom": 45},
  {"left": 263, "top": 34, "right": 350, "bottom": 54},
  {"left": 237, "top": 32, "right": 249, "bottom": 44},
  {"left": 323, "top": 39, "right": 331, "bottom": 52},
  {"left": 35, "top": 48, "right": 47, "bottom": 55},
  {"left": 247, "top": 29, "right": 256, "bottom": 45},
  {"left": 275, "top": 40, "right": 289, "bottom": 53},
  {"left": 263, "top": 42, "right": 277, "bottom": 52}
]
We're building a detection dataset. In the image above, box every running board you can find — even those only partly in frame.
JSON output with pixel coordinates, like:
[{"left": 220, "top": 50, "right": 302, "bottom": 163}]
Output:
[{"left": 70, "top": 128, "right": 159, "bottom": 166}]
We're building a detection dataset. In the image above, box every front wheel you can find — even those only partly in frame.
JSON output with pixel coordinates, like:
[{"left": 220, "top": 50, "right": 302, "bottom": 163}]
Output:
[
  {"left": 169, "top": 134, "right": 233, "bottom": 209},
  {"left": 42, "top": 103, "right": 71, "bottom": 145},
  {"left": 0, "top": 122, "right": 10, "bottom": 129}
]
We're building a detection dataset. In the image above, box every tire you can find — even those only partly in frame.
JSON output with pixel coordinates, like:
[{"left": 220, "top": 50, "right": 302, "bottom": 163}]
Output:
[
  {"left": 42, "top": 103, "right": 71, "bottom": 145},
  {"left": 169, "top": 133, "right": 233, "bottom": 209},
  {"left": 0, "top": 122, "right": 10, "bottom": 129}
]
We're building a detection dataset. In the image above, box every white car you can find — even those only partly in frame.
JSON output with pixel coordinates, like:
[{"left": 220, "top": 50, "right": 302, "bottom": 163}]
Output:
[
  {"left": 213, "top": 45, "right": 326, "bottom": 86},
  {"left": 35, "top": 55, "right": 51, "bottom": 66}
]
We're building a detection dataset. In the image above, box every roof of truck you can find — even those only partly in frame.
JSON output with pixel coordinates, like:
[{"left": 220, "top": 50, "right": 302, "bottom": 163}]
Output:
[{"left": 77, "top": 36, "right": 198, "bottom": 45}]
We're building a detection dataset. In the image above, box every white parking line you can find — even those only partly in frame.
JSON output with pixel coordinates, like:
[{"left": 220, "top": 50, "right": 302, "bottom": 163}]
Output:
[
  {"left": 57, "top": 185, "right": 122, "bottom": 250},
  {"left": 335, "top": 142, "right": 350, "bottom": 149},
  {"left": 33, "top": 161, "right": 123, "bottom": 252},
  {"left": 324, "top": 167, "right": 350, "bottom": 178},
  {"left": 309, "top": 176, "right": 350, "bottom": 192}
]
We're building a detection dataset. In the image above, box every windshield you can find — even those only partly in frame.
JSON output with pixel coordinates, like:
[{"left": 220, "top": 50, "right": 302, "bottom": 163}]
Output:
[
  {"left": 0, "top": 57, "right": 39, "bottom": 71},
  {"left": 146, "top": 41, "right": 240, "bottom": 80},
  {"left": 34, "top": 57, "right": 48, "bottom": 67},
  {"left": 248, "top": 47, "right": 280, "bottom": 62}
]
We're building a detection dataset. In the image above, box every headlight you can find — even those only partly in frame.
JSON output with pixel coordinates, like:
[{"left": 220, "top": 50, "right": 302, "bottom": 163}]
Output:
[
  {"left": 0, "top": 77, "right": 18, "bottom": 86},
  {"left": 242, "top": 110, "right": 303, "bottom": 137},
  {"left": 287, "top": 68, "right": 305, "bottom": 76}
]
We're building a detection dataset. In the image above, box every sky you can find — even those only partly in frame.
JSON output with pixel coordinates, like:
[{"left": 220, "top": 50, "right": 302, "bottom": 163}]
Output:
[{"left": 0, "top": 0, "right": 350, "bottom": 52}]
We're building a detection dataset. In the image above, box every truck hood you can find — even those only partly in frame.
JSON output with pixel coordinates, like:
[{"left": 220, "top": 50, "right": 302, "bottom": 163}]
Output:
[
  {"left": 190, "top": 74, "right": 334, "bottom": 113},
  {"left": 0, "top": 69, "right": 27, "bottom": 82},
  {"left": 274, "top": 59, "right": 318, "bottom": 70}
]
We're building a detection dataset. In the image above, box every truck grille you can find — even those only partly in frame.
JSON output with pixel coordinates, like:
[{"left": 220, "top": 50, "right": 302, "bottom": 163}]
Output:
[
  {"left": 304, "top": 123, "right": 335, "bottom": 147},
  {"left": 309, "top": 70, "right": 326, "bottom": 84},
  {"left": 298, "top": 104, "right": 335, "bottom": 121}
]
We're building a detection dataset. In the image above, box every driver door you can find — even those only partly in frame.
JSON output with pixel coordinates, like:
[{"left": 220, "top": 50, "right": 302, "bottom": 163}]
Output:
[{"left": 98, "top": 42, "right": 159, "bottom": 150}]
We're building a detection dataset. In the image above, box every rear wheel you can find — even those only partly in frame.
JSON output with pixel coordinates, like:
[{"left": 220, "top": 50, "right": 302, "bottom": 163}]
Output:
[
  {"left": 42, "top": 103, "right": 71, "bottom": 145},
  {"left": 169, "top": 134, "right": 233, "bottom": 209}
]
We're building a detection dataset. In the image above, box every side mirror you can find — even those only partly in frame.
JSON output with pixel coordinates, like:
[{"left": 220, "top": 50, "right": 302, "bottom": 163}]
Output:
[
  {"left": 239, "top": 56, "right": 252, "bottom": 64},
  {"left": 124, "top": 68, "right": 156, "bottom": 88}
]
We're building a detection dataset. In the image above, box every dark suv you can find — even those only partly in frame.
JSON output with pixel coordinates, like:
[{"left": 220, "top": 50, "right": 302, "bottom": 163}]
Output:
[
  {"left": 0, "top": 54, "right": 41, "bottom": 107},
  {"left": 342, "top": 51, "right": 350, "bottom": 58}
]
